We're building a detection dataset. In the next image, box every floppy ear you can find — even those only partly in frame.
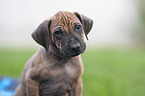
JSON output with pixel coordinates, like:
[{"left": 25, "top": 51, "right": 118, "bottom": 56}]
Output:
[
  {"left": 32, "top": 20, "right": 51, "bottom": 51},
  {"left": 74, "top": 12, "right": 93, "bottom": 40}
]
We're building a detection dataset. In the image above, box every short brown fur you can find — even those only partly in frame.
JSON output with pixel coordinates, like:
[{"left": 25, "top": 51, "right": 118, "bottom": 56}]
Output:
[{"left": 15, "top": 11, "right": 93, "bottom": 96}]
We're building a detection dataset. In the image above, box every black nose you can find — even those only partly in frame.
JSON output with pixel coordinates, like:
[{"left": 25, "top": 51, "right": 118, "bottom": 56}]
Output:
[{"left": 70, "top": 43, "right": 80, "bottom": 51}]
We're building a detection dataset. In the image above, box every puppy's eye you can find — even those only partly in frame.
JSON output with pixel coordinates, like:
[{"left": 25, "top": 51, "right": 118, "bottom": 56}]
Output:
[
  {"left": 54, "top": 29, "right": 62, "bottom": 38},
  {"left": 74, "top": 24, "right": 82, "bottom": 31}
]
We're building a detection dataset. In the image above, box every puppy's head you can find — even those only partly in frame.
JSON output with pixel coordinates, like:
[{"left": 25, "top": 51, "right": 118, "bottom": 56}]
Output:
[{"left": 32, "top": 11, "right": 93, "bottom": 57}]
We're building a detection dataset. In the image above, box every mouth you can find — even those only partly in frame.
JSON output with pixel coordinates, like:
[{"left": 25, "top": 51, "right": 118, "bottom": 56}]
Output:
[
  {"left": 61, "top": 47, "right": 85, "bottom": 57},
  {"left": 70, "top": 50, "right": 82, "bottom": 56},
  {"left": 63, "top": 51, "right": 81, "bottom": 57}
]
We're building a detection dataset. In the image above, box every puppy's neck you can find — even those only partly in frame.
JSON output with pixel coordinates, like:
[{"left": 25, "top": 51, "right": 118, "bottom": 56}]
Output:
[
  {"left": 43, "top": 46, "right": 70, "bottom": 66},
  {"left": 48, "top": 45, "right": 64, "bottom": 58}
]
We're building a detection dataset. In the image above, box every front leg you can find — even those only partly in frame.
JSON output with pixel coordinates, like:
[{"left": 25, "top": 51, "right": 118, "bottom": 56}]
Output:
[
  {"left": 69, "top": 79, "right": 83, "bottom": 96},
  {"left": 26, "top": 78, "right": 39, "bottom": 96}
]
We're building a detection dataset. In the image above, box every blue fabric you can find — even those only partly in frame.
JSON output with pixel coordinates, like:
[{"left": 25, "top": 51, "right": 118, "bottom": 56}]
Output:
[
  {"left": 0, "top": 90, "right": 14, "bottom": 96},
  {"left": 0, "top": 77, "right": 19, "bottom": 96}
]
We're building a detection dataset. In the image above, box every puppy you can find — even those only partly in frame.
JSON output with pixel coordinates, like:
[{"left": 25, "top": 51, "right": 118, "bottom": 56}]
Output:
[{"left": 15, "top": 11, "right": 93, "bottom": 96}]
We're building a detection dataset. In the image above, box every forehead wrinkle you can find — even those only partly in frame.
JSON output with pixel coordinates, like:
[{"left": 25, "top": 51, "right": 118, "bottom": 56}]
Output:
[
  {"left": 51, "top": 11, "right": 79, "bottom": 33},
  {"left": 61, "top": 12, "right": 77, "bottom": 33}
]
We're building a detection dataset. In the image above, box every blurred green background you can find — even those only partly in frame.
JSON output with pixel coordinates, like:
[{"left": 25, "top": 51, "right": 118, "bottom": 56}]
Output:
[{"left": 0, "top": 0, "right": 145, "bottom": 96}]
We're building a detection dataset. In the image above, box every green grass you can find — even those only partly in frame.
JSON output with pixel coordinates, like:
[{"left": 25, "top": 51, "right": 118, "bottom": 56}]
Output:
[
  {"left": 0, "top": 47, "right": 145, "bottom": 96},
  {"left": 0, "top": 48, "right": 36, "bottom": 77}
]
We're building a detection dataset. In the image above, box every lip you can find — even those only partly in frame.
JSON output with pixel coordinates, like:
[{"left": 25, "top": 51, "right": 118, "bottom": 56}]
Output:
[
  {"left": 63, "top": 50, "right": 81, "bottom": 57},
  {"left": 71, "top": 51, "right": 81, "bottom": 56},
  {"left": 63, "top": 50, "right": 85, "bottom": 57}
]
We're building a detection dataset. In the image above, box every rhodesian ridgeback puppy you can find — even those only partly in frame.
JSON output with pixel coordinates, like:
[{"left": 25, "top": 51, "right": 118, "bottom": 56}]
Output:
[{"left": 15, "top": 11, "right": 93, "bottom": 96}]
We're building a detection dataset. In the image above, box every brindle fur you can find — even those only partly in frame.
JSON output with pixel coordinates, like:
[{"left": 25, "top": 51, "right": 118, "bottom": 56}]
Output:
[{"left": 15, "top": 11, "right": 93, "bottom": 96}]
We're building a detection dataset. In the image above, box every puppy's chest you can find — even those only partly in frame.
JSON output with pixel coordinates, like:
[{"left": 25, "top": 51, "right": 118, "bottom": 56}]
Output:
[
  {"left": 38, "top": 61, "right": 81, "bottom": 79},
  {"left": 38, "top": 63, "right": 81, "bottom": 96}
]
